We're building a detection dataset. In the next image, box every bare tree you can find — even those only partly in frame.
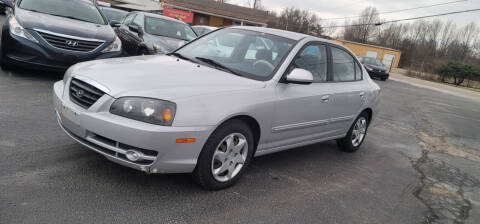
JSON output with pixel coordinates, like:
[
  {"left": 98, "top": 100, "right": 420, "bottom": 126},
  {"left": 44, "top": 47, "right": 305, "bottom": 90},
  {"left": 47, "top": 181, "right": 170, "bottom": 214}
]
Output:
[
  {"left": 438, "top": 20, "right": 457, "bottom": 56},
  {"left": 277, "top": 7, "right": 324, "bottom": 36},
  {"left": 343, "top": 7, "right": 381, "bottom": 43},
  {"left": 457, "top": 22, "right": 478, "bottom": 60}
]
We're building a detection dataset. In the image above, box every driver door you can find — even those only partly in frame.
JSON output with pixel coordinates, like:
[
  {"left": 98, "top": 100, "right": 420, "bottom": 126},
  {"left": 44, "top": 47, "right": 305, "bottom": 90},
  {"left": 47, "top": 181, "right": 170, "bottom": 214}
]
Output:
[{"left": 270, "top": 44, "right": 336, "bottom": 148}]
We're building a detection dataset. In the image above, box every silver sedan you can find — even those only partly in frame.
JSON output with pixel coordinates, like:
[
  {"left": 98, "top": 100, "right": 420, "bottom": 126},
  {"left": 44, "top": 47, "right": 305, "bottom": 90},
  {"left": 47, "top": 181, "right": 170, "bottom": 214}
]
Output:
[{"left": 53, "top": 26, "right": 381, "bottom": 190}]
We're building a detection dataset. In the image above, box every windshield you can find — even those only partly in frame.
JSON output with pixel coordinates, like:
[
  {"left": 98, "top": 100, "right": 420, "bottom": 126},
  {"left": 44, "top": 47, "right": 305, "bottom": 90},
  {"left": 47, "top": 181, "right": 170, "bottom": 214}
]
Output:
[
  {"left": 361, "top": 57, "right": 385, "bottom": 67},
  {"left": 19, "top": 0, "right": 106, "bottom": 25},
  {"left": 101, "top": 8, "right": 127, "bottom": 22},
  {"left": 145, "top": 17, "right": 197, "bottom": 41},
  {"left": 176, "top": 28, "right": 296, "bottom": 81}
]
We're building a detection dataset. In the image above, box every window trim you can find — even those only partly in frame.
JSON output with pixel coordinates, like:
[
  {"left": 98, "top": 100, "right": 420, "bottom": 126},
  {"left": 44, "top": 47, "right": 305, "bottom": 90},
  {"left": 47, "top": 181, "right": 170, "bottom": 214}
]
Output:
[
  {"left": 132, "top": 14, "right": 144, "bottom": 28},
  {"left": 122, "top": 13, "right": 136, "bottom": 25},
  {"left": 329, "top": 46, "right": 364, "bottom": 83},
  {"left": 281, "top": 41, "right": 331, "bottom": 84}
]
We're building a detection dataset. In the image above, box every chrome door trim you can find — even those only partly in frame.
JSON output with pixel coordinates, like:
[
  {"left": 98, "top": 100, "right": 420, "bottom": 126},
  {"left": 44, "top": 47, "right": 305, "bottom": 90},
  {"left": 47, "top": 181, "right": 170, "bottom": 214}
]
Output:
[
  {"left": 330, "top": 115, "right": 355, "bottom": 124},
  {"left": 272, "top": 119, "right": 329, "bottom": 132}
]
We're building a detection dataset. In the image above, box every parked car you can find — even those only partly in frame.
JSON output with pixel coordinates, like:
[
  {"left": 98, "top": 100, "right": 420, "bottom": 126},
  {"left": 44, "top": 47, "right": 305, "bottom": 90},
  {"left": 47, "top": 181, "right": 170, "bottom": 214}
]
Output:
[
  {"left": 358, "top": 56, "right": 389, "bottom": 80},
  {"left": 0, "top": 0, "right": 122, "bottom": 71},
  {"left": 0, "top": 0, "right": 13, "bottom": 15},
  {"left": 115, "top": 12, "right": 197, "bottom": 55},
  {"left": 53, "top": 26, "right": 381, "bottom": 190},
  {"left": 99, "top": 6, "right": 127, "bottom": 23},
  {"left": 192, "top": 25, "right": 218, "bottom": 36}
]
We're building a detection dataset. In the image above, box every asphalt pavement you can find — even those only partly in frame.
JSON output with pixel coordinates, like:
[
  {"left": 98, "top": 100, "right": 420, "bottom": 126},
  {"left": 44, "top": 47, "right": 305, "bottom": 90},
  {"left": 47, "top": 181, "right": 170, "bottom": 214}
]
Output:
[{"left": 1, "top": 15, "right": 480, "bottom": 224}]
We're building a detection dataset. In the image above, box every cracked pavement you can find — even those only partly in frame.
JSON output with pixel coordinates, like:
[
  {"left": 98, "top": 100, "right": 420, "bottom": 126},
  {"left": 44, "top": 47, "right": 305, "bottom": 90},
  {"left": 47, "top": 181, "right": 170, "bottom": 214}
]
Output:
[{"left": 1, "top": 16, "right": 480, "bottom": 224}]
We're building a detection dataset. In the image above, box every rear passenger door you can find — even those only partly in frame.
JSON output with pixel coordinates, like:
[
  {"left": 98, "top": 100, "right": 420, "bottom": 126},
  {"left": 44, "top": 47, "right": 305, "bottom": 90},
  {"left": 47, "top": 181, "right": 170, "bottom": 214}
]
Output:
[{"left": 328, "top": 46, "right": 366, "bottom": 134}]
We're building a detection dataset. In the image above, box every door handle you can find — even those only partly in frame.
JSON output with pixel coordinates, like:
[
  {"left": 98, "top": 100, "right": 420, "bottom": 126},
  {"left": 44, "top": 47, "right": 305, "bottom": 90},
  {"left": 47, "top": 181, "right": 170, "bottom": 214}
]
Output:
[{"left": 321, "top": 95, "right": 330, "bottom": 103}]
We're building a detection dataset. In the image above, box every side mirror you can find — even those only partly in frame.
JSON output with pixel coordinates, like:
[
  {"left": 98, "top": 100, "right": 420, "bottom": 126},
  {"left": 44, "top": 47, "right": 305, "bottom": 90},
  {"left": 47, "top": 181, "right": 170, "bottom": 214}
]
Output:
[
  {"left": 0, "top": 0, "right": 14, "bottom": 8},
  {"left": 109, "top": 20, "right": 121, "bottom": 28},
  {"left": 285, "top": 68, "right": 314, "bottom": 84},
  {"left": 128, "top": 25, "right": 140, "bottom": 33}
]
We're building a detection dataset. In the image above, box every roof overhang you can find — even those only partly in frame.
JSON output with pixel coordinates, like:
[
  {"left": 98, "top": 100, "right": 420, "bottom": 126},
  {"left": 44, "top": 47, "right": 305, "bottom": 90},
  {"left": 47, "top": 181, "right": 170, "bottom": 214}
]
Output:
[{"left": 164, "top": 3, "right": 267, "bottom": 26}]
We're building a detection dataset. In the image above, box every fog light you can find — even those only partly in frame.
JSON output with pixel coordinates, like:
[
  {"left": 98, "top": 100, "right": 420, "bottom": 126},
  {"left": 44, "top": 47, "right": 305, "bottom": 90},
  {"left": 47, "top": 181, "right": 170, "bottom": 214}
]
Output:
[{"left": 125, "top": 150, "right": 144, "bottom": 162}]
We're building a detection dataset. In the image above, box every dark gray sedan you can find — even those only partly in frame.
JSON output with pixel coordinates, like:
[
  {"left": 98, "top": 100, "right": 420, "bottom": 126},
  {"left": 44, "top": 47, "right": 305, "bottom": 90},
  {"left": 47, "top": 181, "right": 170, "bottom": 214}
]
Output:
[{"left": 114, "top": 12, "right": 197, "bottom": 55}]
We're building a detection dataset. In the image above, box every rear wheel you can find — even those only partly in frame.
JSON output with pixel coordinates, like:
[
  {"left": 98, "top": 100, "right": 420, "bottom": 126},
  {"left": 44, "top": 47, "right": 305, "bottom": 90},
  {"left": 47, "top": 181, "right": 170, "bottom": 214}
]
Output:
[
  {"left": 193, "top": 120, "right": 254, "bottom": 190},
  {"left": 337, "top": 112, "right": 369, "bottom": 152}
]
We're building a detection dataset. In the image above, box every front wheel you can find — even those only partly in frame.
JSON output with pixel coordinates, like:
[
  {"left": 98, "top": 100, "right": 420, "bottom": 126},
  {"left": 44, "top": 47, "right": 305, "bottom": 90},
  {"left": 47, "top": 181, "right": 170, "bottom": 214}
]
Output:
[
  {"left": 337, "top": 112, "right": 370, "bottom": 152},
  {"left": 193, "top": 120, "right": 254, "bottom": 190}
]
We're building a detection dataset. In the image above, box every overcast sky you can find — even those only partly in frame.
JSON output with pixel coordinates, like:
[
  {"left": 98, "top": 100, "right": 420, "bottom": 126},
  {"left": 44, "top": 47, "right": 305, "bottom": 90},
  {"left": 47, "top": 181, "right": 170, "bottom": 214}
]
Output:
[{"left": 229, "top": 0, "right": 480, "bottom": 27}]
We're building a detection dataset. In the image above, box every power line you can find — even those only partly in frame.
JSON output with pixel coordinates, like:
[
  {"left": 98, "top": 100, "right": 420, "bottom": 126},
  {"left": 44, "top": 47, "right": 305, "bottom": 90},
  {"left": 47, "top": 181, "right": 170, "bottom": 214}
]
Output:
[
  {"left": 319, "top": 0, "right": 468, "bottom": 21},
  {"left": 322, "top": 8, "right": 480, "bottom": 28}
]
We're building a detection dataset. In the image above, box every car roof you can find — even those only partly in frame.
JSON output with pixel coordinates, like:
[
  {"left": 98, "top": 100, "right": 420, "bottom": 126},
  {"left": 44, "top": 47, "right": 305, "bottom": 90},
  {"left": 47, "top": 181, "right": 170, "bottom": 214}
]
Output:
[
  {"left": 133, "top": 11, "right": 189, "bottom": 25},
  {"left": 193, "top": 25, "right": 217, "bottom": 29},
  {"left": 231, "top": 26, "right": 309, "bottom": 41},
  {"left": 231, "top": 26, "right": 338, "bottom": 44}
]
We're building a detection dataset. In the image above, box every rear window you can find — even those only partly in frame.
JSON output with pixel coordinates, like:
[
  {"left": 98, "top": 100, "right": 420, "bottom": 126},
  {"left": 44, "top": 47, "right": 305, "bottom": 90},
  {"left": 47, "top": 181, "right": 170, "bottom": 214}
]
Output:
[{"left": 19, "top": 0, "right": 106, "bottom": 25}]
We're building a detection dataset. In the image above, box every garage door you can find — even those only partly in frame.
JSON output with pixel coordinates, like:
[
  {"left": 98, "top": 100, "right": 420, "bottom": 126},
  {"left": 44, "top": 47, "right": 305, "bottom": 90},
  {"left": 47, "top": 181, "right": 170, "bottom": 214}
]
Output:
[
  {"left": 366, "top": 50, "right": 378, "bottom": 58},
  {"left": 382, "top": 54, "right": 395, "bottom": 69}
]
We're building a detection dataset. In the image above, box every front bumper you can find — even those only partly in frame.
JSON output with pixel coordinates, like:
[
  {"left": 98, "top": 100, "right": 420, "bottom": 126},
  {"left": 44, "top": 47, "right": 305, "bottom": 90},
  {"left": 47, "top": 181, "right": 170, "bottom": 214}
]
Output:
[
  {"left": 1, "top": 27, "right": 121, "bottom": 71},
  {"left": 53, "top": 81, "right": 214, "bottom": 173}
]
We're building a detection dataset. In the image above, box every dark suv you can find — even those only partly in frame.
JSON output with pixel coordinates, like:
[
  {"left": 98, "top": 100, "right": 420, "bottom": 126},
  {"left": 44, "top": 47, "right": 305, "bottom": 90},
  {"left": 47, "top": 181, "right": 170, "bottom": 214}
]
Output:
[{"left": 0, "top": 0, "right": 122, "bottom": 71}]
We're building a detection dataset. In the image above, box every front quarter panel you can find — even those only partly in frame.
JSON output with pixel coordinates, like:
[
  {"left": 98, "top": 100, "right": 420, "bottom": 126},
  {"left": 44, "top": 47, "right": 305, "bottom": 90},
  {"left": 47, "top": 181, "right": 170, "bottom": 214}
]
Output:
[{"left": 172, "top": 87, "right": 275, "bottom": 146}]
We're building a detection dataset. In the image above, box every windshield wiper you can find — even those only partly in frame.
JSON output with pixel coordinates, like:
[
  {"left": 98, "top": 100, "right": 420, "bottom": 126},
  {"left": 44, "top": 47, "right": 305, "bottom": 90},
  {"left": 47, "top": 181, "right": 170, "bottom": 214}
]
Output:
[
  {"left": 167, "top": 52, "right": 196, "bottom": 63},
  {"left": 195, "top": 57, "right": 242, "bottom": 77}
]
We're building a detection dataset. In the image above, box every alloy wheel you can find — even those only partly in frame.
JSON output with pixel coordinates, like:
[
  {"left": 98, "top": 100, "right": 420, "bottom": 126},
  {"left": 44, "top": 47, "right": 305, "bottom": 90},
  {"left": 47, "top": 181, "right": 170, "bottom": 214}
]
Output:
[
  {"left": 351, "top": 117, "right": 367, "bottom": 147},
  {"left": 211, "top": 133, "right": 248, "bottom": 182}
]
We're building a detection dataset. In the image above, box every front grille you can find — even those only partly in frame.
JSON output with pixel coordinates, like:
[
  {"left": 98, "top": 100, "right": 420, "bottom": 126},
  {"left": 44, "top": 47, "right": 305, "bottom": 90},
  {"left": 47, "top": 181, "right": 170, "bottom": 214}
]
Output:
[
  {"left": 37, "top": 31, "right": 104, "bottom": 52},
  {"left": 69, "top": 78, "right": 105, "bottom": 109}
]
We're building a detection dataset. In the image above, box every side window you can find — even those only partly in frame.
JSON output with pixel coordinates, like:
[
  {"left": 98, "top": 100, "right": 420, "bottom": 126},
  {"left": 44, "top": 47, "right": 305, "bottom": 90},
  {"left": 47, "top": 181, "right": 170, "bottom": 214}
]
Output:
[
  {"left": 355, "top": 62, "right": 363, "bottom": 80},
  {"left": 123, "top": 13, "right": 135, "bottom": 25},
  {"left": 132, "top": 15, "right": 143, "bottom": 28},
  {"left": 332, "top": 47, "right": 356, "bottom": 82},
  {"left": 292, "top": 44, "right": 328, "bottom": 82}
]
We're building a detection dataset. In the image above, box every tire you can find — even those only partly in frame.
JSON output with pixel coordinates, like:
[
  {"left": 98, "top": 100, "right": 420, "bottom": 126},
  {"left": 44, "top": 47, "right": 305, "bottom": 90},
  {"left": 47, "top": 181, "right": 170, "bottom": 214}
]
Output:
[
  {"left": 337, "top": 112, "right": 370, "bottom": 152},
  {"left": 381, "top": 77, "right": 387, "bottom": 81},
  {"left": 0, "top": 53, "right": 8, "bottom": 71},
  {"left": 193, "top": 120, "right": 254, "bottom": 190},
  {"left": 139, "top": 48, "right": 149, "bottom": 55}
]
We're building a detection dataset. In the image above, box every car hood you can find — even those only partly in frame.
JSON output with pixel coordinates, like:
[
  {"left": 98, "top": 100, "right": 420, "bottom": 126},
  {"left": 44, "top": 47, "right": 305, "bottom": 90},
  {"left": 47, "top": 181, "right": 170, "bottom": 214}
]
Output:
[
  {"left": 70, "top": 55, "right": 266, "bottom": 100},
  {"left": 16, "top": 8, "right": 115, "bottom": 41},
  {"left": 364, "top": 64, "right": 387, "bottom": 72},
  {"left": 144, "top": 33, "right": 187, "bottom": 52}
]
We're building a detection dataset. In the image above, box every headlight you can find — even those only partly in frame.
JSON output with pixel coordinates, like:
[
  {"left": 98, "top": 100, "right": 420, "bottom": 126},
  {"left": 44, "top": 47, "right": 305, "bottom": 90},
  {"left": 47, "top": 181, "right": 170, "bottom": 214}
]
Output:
[
  {"left": 365, "top": 65, "right": 373, "bottom": 71},
  {"left": 110, "top": 97, "right": 176, "bottom": 126},
  {"left": 9, "top": 17, "right": 38, "bottom": 43},
  {"left": 101, "top": 36, "right": 122, "bottom": 53}
]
